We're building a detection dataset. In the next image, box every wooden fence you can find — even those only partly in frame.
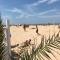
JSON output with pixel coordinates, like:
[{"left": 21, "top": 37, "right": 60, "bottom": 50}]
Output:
[{"left": 3, "top": 20, "right": 11, "bottom": 60}]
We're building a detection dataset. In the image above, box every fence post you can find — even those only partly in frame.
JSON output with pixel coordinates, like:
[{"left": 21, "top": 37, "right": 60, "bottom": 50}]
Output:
[{"left": 6, "top": 20, "right": 11, "bottom": 60}]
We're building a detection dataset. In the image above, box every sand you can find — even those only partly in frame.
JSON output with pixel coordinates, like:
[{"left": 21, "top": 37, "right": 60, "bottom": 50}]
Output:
[{"left": 10, "top": 25, "right": 60, "bottom": 60}]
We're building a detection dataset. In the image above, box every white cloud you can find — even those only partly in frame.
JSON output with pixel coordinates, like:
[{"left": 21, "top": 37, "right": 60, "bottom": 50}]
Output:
[
  {"left": 22, "top": 9, "right": 57, "bottom": 18},
  {"left": 6, "top": 0, "right": 59, "bottom": 19},
  {"left": 16, "top": 9, "right": 59, "bottom": 19},
  {"left": 26, "top": 0, "right": 58, "bottom": 8},
  {"left": 25, "top": 0, "right": 59, "bottom": 14},
  {"left": 47, "top": 0, "right": 58, "bottom": 4},
  {"left": 6, "top": 8, "right": 29, "bottom": 18},
  {"left": 38, "top": 9, "right": 57, "bottom": 15},
  {"left": 28, "top": 0, "right": 47, "bottom": 7},
  {"left": 6, "top": 8, "right": 60, "bottom": 19},
  {"left": 38, "top": 14, "right": 60, "bottom": 18},
  {"left": 7, "top": 8, "right": 23, "bottom": 14},
  {"left": 26, "top": 0, "right": 47, "bottom": 12}
]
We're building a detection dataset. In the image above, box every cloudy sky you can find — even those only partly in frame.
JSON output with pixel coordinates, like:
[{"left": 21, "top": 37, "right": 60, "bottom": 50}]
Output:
[{"left": 0, "top": 0, "right": 60, "bottom": 24}]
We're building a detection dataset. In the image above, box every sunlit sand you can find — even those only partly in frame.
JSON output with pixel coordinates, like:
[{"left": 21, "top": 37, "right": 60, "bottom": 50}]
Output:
[{"left": 10, "top": 25, "right": 60, "bottom": 60}]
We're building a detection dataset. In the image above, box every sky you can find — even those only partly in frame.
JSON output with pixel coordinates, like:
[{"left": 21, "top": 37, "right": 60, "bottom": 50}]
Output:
[{"left": 0, "top": 0, "right": 60, "bottom": 24}]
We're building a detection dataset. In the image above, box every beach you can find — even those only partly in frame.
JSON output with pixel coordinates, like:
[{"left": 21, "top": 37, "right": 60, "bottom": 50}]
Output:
[{"left": 10, "top": 25, "right": 60, "bottom": 60}]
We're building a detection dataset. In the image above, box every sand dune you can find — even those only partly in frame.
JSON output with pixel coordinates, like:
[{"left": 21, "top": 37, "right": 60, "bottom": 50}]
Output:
[{"left": 10, "top": 25, "right": 60, "bottom": 60}]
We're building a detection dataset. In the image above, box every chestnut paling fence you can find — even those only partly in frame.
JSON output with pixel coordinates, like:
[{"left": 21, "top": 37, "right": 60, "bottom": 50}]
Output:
[{"left": 3, "top": 20, "right": 11, "bottom": 60}]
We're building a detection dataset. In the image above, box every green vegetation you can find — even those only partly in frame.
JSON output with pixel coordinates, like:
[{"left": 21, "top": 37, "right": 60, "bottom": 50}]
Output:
[
  {"left": 0, "top": 16, "right": 5, "bottom": 60},
  {"left": 18, "top": 31, "right": 60, "bottom": 60}
]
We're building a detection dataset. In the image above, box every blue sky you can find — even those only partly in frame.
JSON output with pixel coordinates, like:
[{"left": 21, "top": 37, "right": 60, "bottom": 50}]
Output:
[{"left": 0, "top": 0, "right": 60, "bottom": 24}]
